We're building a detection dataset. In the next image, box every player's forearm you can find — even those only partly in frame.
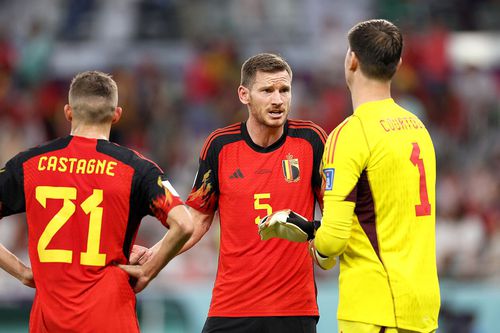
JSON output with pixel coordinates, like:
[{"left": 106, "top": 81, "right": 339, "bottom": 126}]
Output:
[
  {"left": 314, "top": 195, "right": 354, "bottom": 257},
  {"left": 177, "top": 207, "right": 213, "bottom": 255},
  {"left": 0, "top": 244, "right": 32, "bottom": 285},
  {"left": 141, "top": 206, "right": 194, "bottom": 279},
  {"left": 143, "top": 224, "right": 192, "bottom": 279}
]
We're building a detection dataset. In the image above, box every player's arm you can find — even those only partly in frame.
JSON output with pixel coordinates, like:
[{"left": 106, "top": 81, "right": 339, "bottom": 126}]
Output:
[
  {"left": 0, "top": 243, "right": 34, "bottom": 288},
  {"left": 177, "top": 206, "right": 214, "bottom": 254},
  {"left": 136, "top": 206, "right": 214, "bottom": 260},
  {"left": 120, "top": 204, "right": 193, "bottom": 293},
  {"left": 0, "top": 161, "right": 34, "bottom": 287},
  {"left": 314, "top": 117, "right": 368, "bottom": 262}
]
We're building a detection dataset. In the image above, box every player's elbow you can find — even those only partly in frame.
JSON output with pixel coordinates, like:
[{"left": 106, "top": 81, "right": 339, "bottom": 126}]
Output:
[
  {"left": 167, "top": 206, "right": 195, "bottom": 242},
  {"left": 176, "top": 218, "right": 194, "bottom": 243}
]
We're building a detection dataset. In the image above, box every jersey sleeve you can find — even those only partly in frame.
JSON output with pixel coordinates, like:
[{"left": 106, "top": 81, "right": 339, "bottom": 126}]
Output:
[
  {"left": 139, "top": 162, "right": 183, "bottom": 228},
  {"left": 0, "top": 154, "right": 26, "bottom": 218},
  {"left": 315, "top": 116, "right": 370, "bottom": 256},
  {"left": 185, "top": 137, "right": 219, "bottom": 214},
  {"left": 311, "top": 126, "right": 328, "bottom": 208}
]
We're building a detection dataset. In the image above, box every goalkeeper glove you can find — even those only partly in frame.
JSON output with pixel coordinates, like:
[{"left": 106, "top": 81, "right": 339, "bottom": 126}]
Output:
[
  {"left": 309, "top": 240, "right": 336, "bottom": 270},
  {"left": 258, "top": 209, "right": 321, "bottom": 242}
]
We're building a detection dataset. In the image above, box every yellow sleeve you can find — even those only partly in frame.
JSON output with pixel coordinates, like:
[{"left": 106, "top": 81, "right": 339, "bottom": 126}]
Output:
[{"left": 315, "top": 116, "right": 369, "bottom": 257}]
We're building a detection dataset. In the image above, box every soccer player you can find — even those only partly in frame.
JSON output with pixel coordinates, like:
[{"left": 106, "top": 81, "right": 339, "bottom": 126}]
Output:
[
  {"left": 0, "top": 71, "right": 193, "bottom": 333},
  {"left": 260, "top": 20, "right": 440, "bottom": 333},
  {"left": 183, "top": 53, "right": 326, "bottom": 332}
]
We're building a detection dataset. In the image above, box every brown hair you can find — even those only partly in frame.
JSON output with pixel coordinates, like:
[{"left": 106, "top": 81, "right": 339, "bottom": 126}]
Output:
[
  {"left": 240, "top": 53, "right": 292, "bottom": 87},
  {"left": 68, "top": 71, "right": 118, "bottom": 123},
  {"left": 348, "top": 19, "right": 403, "bottom": 81}
]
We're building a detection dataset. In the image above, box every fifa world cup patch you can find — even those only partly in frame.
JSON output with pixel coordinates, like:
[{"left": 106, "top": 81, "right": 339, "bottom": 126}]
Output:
[
  {"left": 282, "top": 154, "right": 300, "bottom": 183},
  {"left": 324, "top": 168, "right": 335, "bottom": 190}
]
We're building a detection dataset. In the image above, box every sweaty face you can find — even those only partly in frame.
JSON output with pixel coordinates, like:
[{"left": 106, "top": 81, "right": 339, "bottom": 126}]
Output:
[{"left": 246, "top": 70, "right": 292, "bottom": 128}]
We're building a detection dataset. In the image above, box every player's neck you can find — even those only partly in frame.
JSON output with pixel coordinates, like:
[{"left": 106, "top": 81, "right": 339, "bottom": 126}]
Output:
[
  {"left": 70, "top": 123, "right": 111, "bottom": 140},
  {"left": 350, "top": 77, "right": 392, "bottom": 111},
  {"left": 246, "top": 118, "right": 284, "bottom": 148}
]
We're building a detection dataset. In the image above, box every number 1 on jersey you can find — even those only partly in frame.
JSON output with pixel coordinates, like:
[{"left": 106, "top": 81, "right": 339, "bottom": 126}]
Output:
[{"left": 410, "top": 143, "right": 431, "bottom": 216}]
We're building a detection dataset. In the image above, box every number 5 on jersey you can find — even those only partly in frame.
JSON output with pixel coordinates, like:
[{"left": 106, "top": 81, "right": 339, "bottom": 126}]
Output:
[
  {"left": 36, "top": 186, "right": 106, "bottom": 266},
  {"left": 254, "top": 193, "right": 273, "bottom": 224}
]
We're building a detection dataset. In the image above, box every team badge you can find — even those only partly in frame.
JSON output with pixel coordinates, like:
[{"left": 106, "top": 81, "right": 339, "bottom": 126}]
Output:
[
  {"left": 282, "top": 154, "right": 300, "bottom": 183},
  {"left": 324, "top": 168, "right": 335, "bottom": 191}
]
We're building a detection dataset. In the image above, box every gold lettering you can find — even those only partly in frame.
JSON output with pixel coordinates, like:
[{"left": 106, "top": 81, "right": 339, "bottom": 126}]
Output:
[
  {"left": 76, "top": 159, "right": 86, "bottom": 174},
  {"left": 58, "top": 157, "right": 68, "bottom": 172},
  {"left": 86, "top": 159, "right": 96, "bottom": 174},
  {"left": 106, "top": 161, "right": 117, "bottom": 176},
  {"left": 38, "top": 156, "right": 48, "bottom": 171},
  {"left": 47, "top": 156, "right": 58, "bottom": 171},
  {"left": 96, "top": 160, "right": 106, "bottom": 174},
  {"left": 36, "top": 156, "right": 117, "bottom": 176},
  {"left": 68, "top": 158, "right": 78, "bottom": 173}
]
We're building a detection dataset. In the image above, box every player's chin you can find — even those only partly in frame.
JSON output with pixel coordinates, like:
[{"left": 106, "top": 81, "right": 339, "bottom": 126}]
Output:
[{"left": 265, "top": 114, "right": 287, "bottom": 128}]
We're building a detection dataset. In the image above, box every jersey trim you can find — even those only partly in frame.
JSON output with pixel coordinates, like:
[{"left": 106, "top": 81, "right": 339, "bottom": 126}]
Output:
[
  {"left": 325, "top": 118, "right": 350, "bottom": 164},
  {"left": 288, "top": 119, "right": 328, "bottom": 143},
  {"left": 201, "top": 123, "right": 241, "bottom": 160},
  {"left": 241, "top": 122, "right": 288, "bottom": 153}
]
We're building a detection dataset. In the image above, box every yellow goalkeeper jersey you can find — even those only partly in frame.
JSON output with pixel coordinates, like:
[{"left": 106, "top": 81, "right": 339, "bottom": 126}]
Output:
[{"left": 316, "top": 98, "right": 440, "bottom": 332}]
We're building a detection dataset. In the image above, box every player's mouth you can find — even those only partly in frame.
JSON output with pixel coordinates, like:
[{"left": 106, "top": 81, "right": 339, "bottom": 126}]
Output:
[{"left": 268, "top": 110, "right": 284, "bottom": 119}]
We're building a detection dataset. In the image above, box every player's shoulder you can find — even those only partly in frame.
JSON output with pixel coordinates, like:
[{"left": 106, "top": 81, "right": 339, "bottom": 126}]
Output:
[
  {"left": 97, "top": 140, "right": 163, "bottom": 173},
  {"left": 200, "top": 122, "right": 243, "bottom": 160},
  {"left": 206, "top": 122, "right": 242, "bottom": 141},
  {"left": 287, "top": 119, "right": 328, "bottom": 143}
]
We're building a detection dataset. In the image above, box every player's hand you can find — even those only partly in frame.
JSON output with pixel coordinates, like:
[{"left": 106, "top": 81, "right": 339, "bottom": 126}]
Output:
[
  {"left": 118, "top": 264, "right": 152, "bottom": 293},
  {"left": 258, "top": 209, "right": 316, "bottom": 242},
  {"left": 309, "top": 240, "right": 336, "bottom": 270},
  {"left": 20, "top": 266, "right": 35, "bottom": 288},
  {"left": 129, "top": 245, "right": 153, "bottom": 265}
]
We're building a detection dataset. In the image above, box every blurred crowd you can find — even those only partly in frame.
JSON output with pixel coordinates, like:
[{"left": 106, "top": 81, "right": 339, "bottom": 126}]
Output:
[{"left": 0, "top": 0, "right": 499, "bottom": 294}]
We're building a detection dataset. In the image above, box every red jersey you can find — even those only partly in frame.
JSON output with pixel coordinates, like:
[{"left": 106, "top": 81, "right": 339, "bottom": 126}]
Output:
[
  {"left": 186, "top": 120, "right": 326, "bottom": 317},
  {"left": 0, "top": 135, "right": 183, "bottom": 333}
]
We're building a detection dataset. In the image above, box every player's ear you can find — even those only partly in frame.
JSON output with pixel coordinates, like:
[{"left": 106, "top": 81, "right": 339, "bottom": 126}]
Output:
[
  {"left": 238, "top": 85, "right": 250, "bottom": 105},
  {"left": 111, "top": 107, "right": 122, "bottom": 124},
  {"left": 348, "top": 51, "right": 358, "bottom": 72},
  {"left": 64, "top": 104, "right": 73, "bottom": 122},
  {"left": 396, "top": 57, "right": 402, "bottom": 71}
]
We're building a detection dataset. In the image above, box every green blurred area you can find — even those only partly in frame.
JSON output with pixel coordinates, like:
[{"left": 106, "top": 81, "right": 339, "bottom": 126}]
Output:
[{"left": 1, "top": 280, "right": 499, "bottom": 333}]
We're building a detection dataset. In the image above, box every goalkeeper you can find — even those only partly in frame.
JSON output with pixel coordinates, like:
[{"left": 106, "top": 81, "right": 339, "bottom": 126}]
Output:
[{"left": 259, "top": 19, "right": 440, "bottom": 333}]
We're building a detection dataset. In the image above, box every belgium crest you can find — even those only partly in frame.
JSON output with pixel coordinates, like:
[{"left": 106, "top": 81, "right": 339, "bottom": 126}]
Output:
[{"left": 282, "top": 153, "right": 300, "bottom": 183}]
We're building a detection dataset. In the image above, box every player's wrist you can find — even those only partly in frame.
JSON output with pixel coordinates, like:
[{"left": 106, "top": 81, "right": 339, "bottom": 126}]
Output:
[{"left": 287, "top": 213, "right": 321, "bottom": 240}]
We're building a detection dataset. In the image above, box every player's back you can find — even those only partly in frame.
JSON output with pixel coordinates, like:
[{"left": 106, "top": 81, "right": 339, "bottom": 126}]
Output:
[
  {"left": 337, "top": 99, "right": 440, "bottom": 331},
  {"left": 16, "top": 135, "right": 147, "bottom": 333}
]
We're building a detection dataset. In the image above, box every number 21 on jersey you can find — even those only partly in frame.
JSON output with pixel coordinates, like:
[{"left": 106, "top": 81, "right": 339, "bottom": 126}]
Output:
[{"left": 36, "top": 186, "right": 106, "bottom": 266}]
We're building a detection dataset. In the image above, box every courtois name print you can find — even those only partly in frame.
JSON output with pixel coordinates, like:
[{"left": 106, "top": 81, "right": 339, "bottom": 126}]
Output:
[{"left": 323, "top": 168, "right": 335, "bottom": 191}]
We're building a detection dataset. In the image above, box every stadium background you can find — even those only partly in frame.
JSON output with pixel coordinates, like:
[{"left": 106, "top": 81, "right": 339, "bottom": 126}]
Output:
[{"left": 0, "top": 0, "right": 498, "bottom": 332}]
